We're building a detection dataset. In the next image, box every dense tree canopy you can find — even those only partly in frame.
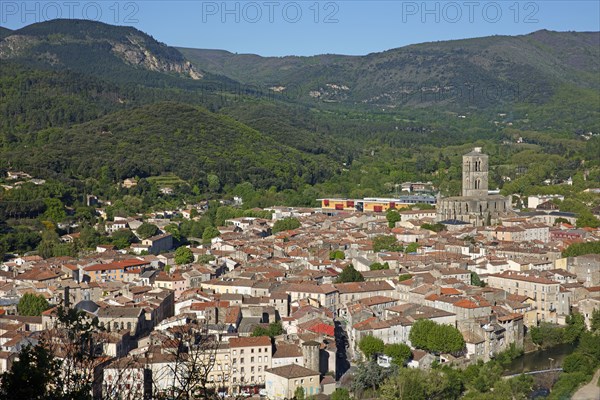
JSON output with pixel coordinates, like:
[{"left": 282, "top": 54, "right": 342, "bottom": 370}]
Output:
[
  {"left": 358, "top": 335, "right": 384, "bottom": 359},
  {"left": 272, "top": 217, "right": 301, "bottom": 234},
  {"left": 336, "top": 265, "right": 365, "bottom": 283},
  {"left": 369, "top": 262, "right": 390, "bottom": 271},
  {"left": 174, "top": 246, "right": 194, "bottom": 265},
  {"left": 409, "top": 319, "right": 465, "bottom": 354},
  {"left": 17, "top": 293, "right": 50, "bottom": 316},
  {"left": 136, "top": 222, "right": 159, "bottom": 239},
  {"left": 383, "top": 343, "right": 412, "bottom": 366},
  {"left": 372, "top": 235, "right": 403, "bottom": 253}
]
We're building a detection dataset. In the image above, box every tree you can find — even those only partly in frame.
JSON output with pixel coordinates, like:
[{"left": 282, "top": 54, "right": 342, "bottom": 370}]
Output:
[
  {"left": 576, "top": 212, "right": 600, "bottom": 228},
  {"left": 404, "top": 242, "right": 419, "bottom": 254},
  {"left": 0, "top": 306, "right": 106, "bottom": 400},
  {"left": 207, "top": 174, "right": 221, "bottom": 193},
  {"left": 197, "top": 254, "right": 215, "bottom": 264},
  {"left": 329, "top": 250, "right": 345, "bottom": 260},
  {"left": 379, "top": 368, "right": 462, "bottom": 400},
  {"left": 251, "top": 321, "right": 283, "bottom": 338},
  {"left": 151, "top": 319, "right": 227, "bottom": 400},
  {"left": 77, "top": 225, "right": 101, "bottom": 249},
  {"left": 372, "top": 235, "right": 403, "bottom": 252},
  {"left": 384, "top": 343, "right": 412, "bottom": 366},
  {"left": 331, "top": 388, "right": 351, "bottom": 400},
  {"left": 562, "top": 241, "right": 600, "bottom": 257},
  {"left": 43, "top": 198, "right": 66, "bottom": 223},
  {"left": 175, "top": 246, "right": 194, "bottom": 265},
  {"left": 111, "top": 229, "right": 137, "bottom": 249},
  {"left": 398, "top": 273, "right": 412, "bottom": 282},
  {"left": 136, "top": 222, "right": 159, "bottom": 239},
  {"left": 17, "top": 293, "right": 49, "bottom": 316},
  {"left": 272, "top": 217, "right": 301, "bottom": 234},
  {"left": 336, "top": 265, "right": 365, "bottom": 283},
  {"left": 409, "top": 319, "right": 465, "bottom": 354},
  {"left": 202, "top": 226, "right": 220, "bottom": 243},
  {"left": 369, "top": 262, "right": 390, "bottom": 271},
  {"left": 351, "top": 360, "right": 397, "bottom": 397},
  {"left": 470, "top": 272, "right": 485, "bottom": 287},
  {"left": 358, "top": 335, "right": 384, "bottom": 359},
  {"left": 421, "top": 223, "right": 446, "bottom": 232},
  {"left": 0, "top": 343, "right": 61, "bottom": 400},
  {"left": 386, "top": 209, "right": 401, "bottom": 228},
  {"left": 563, "top": 312, "right": 586, "bottom": 343},
  {"left": 294, "top": 386, "right": 305, "bottom": 400},
  {"left": 590, "top": 309, "right": 600, "bottom": 333}
]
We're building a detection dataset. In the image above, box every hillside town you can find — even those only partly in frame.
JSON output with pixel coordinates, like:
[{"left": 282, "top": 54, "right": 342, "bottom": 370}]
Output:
[{"left": 1, "top": 149, "right": 599, "bottom": 399}]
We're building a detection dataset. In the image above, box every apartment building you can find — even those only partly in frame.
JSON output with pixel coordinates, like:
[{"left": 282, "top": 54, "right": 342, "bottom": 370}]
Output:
[
  {"left": 487, "top": 271, "right": 569, "bottom": 324},
  {"left": 228, "top": 336, "right": 272, "bottom": 392}
]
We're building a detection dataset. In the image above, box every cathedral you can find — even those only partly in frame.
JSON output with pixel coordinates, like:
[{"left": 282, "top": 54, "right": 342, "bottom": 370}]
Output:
[{"left": 436, "top": 147, "right": 512, "bottom": 226}]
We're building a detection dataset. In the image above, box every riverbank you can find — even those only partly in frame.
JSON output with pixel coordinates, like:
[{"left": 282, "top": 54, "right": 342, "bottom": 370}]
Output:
[{"left": 502, "top": 343, "right": 576, "bottom": 376}]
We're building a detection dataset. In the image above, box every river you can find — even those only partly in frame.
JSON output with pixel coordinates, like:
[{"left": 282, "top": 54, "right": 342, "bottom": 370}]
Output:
[{"left": 503, "top": 343, "right": 577, "bottom": 376}]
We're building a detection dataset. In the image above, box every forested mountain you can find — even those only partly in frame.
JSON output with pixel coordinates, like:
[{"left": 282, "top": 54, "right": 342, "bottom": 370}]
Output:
[
  {"left": 4, "top": 102, "right": 338, "bottom": 189},
  {"left": 180, "top": 30, "right": 600, "bottom": 112},
  {"left": 0, "top": 19, "right": 205, "bottom": 85},
  {"left": 0, "top": 27, "right": 11, "bottom": 39}
]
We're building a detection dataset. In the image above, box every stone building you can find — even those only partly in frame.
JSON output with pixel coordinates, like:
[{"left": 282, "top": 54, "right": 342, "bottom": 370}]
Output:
[{"left": 437, "top": 147, "right": 512, "bottom": 226}]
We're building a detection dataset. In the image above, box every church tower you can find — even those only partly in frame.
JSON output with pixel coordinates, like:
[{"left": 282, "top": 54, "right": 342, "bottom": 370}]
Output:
[{"left": 462, "top": 147, "right": 488, "bottom": 197}]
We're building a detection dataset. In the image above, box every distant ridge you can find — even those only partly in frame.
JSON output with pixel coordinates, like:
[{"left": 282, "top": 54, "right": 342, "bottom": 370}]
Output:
[{"left": 179, "top": 30, "right": 600, "bottom": 107}]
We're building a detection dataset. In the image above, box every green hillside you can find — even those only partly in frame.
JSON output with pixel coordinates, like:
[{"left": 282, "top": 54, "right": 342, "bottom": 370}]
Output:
[
  {"left": 4, "top": 102, "right": 338, "bottom": 190},
  {"left": 180, "top": 30, "right": 600, "bottom": 115}
]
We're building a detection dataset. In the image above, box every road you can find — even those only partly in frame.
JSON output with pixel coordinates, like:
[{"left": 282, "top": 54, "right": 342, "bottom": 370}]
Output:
[{"left": 571, "top": 368, "right": 600, "bottom": 400}]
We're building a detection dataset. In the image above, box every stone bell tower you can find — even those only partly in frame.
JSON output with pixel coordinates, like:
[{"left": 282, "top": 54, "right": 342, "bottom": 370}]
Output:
[{"left": 462, "top": 147, "right": 488, "bottom": 197}]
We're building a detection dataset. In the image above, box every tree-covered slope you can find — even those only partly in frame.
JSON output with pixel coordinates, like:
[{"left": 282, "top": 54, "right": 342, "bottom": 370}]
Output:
[
  {"left": 4, "top": 102, "right": 338, "bottom": 190},
  {"left": 0, "top": 19, "right": 204, "bottom": 85},
  {"left": 179, "top": 30, "right": 600, "bottom": 110}
]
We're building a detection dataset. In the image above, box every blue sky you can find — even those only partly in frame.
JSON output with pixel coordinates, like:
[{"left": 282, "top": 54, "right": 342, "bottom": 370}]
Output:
[{"left": 1, "top": 1, "right": 599, "bottom": 56}]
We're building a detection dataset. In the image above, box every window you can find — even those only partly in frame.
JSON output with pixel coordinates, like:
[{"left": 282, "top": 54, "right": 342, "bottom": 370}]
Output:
[
  {"left": 240, "top": 349, "right": 244, "bottom": 354},
  {"left": 251, "top": 357, "right": 254, "bottom": 363},
  {"left": 258, "top": 356, "right": 262, "bottom": 363}
]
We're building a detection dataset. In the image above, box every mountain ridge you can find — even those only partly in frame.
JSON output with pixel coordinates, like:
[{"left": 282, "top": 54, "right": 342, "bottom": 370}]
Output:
[
  {"left": 0, "top": 19, "right": 203, "bottom": 81},
  {"left": 179, "top": 29, "right": 600, "bottom": 108}
]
